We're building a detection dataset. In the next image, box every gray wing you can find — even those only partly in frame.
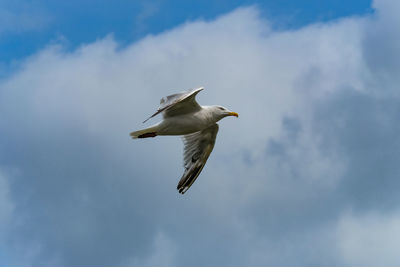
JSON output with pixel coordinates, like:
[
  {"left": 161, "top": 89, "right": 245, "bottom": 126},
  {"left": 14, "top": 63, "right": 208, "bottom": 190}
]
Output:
[
  {"left": 143, "top": 87, "right": 204, "bottom": 123},
  {"left": 177, "top": 124, "right": 219, "bottom": 194}
]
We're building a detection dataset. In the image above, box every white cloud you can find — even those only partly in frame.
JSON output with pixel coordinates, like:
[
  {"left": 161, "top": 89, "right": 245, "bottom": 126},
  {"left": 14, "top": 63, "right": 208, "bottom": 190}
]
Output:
[
  {"left": 0, "top": 0, "right": 400, "bottom": 266},
  {"left": 335, "top": 211, "right": 400, "bottom": 267},
  {"left": 0, "top": 171, "right": 14, "bottom": 266},
  {"left": 123, "top": 232, "right": 177, "bottom": 267},
  {"left": 0, "top": 171, "right": 13, "bottom": 234}
]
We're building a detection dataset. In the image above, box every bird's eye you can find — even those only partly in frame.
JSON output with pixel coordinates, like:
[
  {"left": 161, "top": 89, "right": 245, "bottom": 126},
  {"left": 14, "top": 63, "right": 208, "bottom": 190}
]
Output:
[{"left": 218, "top": 107, "right": 224, "bottom": 111}]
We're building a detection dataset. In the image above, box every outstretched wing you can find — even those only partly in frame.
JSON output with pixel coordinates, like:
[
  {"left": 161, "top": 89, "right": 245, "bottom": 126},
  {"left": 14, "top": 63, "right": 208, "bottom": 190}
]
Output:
[
  {"left": 143, "top": 87, "right": 204, "bottom": 123},
  {"left": 177, "top": 124, "right": 219, "bottom": 194}
]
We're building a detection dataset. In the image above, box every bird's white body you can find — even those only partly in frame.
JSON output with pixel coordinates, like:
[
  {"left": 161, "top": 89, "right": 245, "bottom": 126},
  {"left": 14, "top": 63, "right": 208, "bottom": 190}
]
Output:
[
  {"left": 153, "top": 106, "right": 219, "bottom": 136},
  {"left": 130, "top": 87, "right": 238, "bottom": 194}
]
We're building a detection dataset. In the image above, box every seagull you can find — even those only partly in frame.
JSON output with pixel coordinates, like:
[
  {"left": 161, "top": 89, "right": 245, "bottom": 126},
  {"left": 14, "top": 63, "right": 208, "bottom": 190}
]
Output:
[{"left": 130, "top": 87, "right": 238, "bottom": 194}]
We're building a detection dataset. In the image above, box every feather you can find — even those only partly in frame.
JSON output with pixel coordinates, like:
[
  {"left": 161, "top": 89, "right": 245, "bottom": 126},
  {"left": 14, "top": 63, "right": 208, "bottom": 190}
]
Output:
[{"left": 177, "top": 124, "right": 219, "bottom": 194}]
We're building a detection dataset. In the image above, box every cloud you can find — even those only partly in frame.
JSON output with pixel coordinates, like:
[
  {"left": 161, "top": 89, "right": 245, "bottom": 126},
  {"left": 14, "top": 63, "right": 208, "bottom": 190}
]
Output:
[
  {"left": 0, "top": 171, "right": 13, "bottom": 234},
  {"left": 123, "top": 232, "right": 178, "bottom": 267},
  {"left": 335, "top": 210, "right": 400, "bottom": 267},
  {"left": 133, "top": 1, "right": 161, "bottom": 35},
  {"left": 0, "top": 171, "right": 14, "bottom": 266},
  {"left": 0, "top": 0, "right": 400, "bottom": 266}
]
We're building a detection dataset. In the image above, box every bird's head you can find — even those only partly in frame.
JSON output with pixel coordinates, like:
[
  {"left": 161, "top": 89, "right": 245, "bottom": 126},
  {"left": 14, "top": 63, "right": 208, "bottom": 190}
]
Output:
[{"left": 211, "top": 105, "right": 239, "bottom": 121}]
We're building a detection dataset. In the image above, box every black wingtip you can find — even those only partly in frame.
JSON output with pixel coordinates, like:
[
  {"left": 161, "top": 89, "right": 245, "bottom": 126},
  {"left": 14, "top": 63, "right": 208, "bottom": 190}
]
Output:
[
  {"left": 137, "top": 132, "right": 157, "bottom": 138},
  {"left": 177, "top": 184, "right": 185, "bottom": 194},
  {"left": 176, "top": 165, "right": 203, "bottom": 195}
]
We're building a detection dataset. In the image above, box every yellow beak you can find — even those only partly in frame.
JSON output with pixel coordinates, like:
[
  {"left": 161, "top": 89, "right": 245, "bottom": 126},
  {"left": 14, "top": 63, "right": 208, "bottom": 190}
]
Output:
[{"left": 228, "top": 112, "right": 239, "bottom": 117}]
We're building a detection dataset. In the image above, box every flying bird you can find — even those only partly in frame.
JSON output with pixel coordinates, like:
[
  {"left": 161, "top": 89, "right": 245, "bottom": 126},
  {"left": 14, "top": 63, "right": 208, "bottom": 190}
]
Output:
[{"left": 130, "top": 87, "right": 238, "bottom": 194}]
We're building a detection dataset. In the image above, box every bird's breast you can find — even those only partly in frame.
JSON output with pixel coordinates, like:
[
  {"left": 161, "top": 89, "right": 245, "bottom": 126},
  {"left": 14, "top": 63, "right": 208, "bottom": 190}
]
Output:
[{"left": 158, "top": 113, "right": 213, "bottom": 135}]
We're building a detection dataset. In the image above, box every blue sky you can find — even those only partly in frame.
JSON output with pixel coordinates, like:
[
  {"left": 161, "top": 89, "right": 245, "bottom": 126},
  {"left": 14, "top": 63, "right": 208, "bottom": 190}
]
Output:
[
  {"left": 2, "top": 0, "right": 400, "bottom": 267},
  {"left": 1, "top": 0, "right": 372, "bottom": 63}
]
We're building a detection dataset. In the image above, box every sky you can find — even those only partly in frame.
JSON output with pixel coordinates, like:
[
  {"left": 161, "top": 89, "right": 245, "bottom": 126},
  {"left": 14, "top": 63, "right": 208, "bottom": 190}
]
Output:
[{"left": 1, "top": 0, "right": 400, "bottom": 266}]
